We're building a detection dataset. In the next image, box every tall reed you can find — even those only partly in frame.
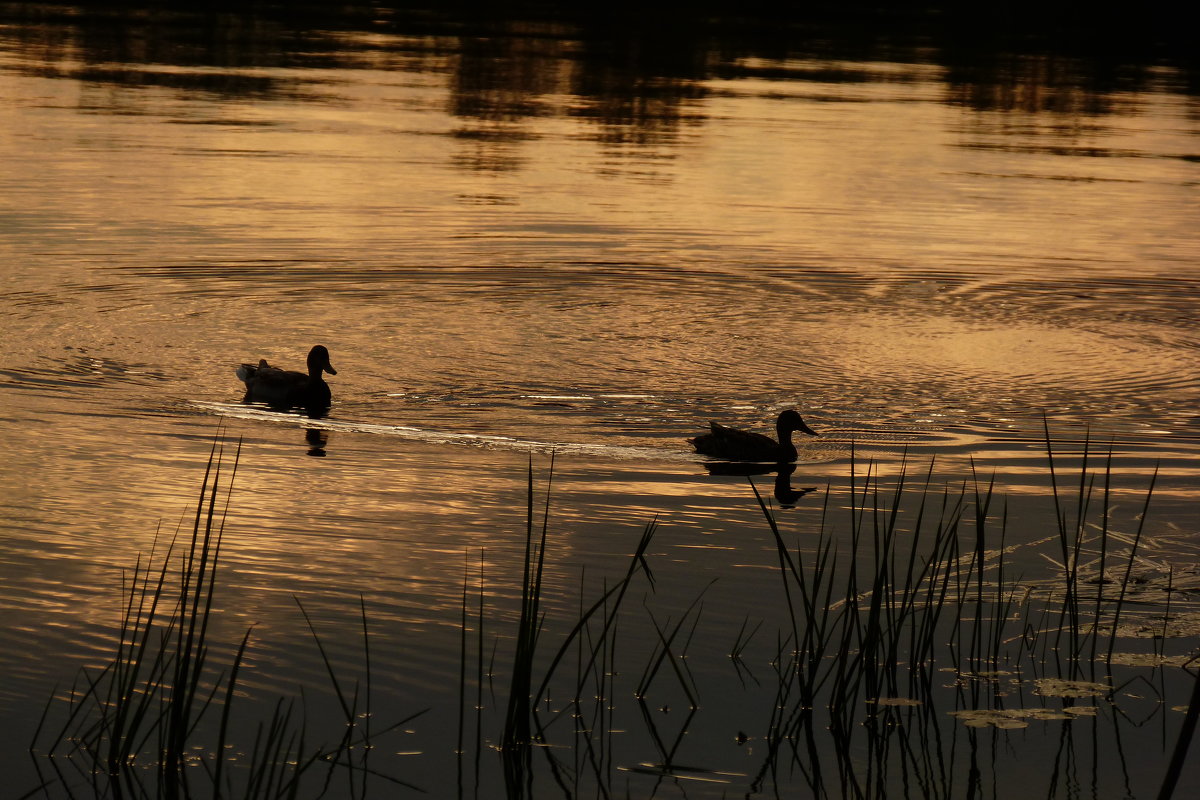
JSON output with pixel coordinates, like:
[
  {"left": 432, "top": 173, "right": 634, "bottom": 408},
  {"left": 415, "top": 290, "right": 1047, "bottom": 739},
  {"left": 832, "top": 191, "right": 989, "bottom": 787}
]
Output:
[
  {"left": 28, "top": 435, "right": 420, "bottom": 799},
  {"left": 25, "top": 426, "right": 1189, "bottom": 799},
  {"left": 736, "top": 424, "right": 1174, "bottom": 798}
]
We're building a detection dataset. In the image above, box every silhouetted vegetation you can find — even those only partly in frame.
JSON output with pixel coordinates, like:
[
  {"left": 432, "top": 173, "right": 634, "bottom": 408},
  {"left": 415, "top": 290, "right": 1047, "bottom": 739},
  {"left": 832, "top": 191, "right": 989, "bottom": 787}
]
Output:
[{"left": 25, "top": 426, "right": 1200, "bottom": 797}]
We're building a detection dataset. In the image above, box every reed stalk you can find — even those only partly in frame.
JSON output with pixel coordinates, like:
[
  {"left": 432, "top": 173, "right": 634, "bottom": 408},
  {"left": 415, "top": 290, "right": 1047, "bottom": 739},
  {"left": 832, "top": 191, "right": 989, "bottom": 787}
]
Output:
[
  {"left": 25, "top": 422, "right": 1184, "bottom": 800},
  {"left": 29, "top": 435, "right": 424, "bottom": 799}
]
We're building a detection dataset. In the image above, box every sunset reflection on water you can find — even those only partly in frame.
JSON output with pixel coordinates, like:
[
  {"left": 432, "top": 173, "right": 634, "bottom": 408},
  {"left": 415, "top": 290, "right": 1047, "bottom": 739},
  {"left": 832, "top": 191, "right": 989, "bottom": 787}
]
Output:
[{"left": 1, "top": 3, "right": 1198, "bottom": 797}]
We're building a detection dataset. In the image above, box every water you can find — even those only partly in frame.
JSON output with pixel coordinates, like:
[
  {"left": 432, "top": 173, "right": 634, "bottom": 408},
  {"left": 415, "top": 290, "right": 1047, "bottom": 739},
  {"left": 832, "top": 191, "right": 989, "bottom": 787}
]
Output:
[{"left": 1, "top": 3, "right": 1198, "bottom": 797}]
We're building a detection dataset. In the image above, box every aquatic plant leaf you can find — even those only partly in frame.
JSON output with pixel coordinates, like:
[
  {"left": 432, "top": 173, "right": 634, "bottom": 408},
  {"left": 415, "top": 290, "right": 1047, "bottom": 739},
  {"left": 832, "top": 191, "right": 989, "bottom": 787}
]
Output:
[
  {"left": 1108, "top": 652, "right": 1191, "bottom": 667},
  {"left": 950, "top": 705, "right": 1100, "bottom": 729},
  {"left": 991, "top": 717, "right": 1028, "bottom": 729},
  {"left": 1033, "top": 678, "right": 1111, "bottom": 698},
  {"left": 870, "top": 697, "right": 923, "bottom": 707},
  {"left": 1063, "top": 706, "right": 1098, "bottom": 716},
  {"left": 1116, "top": 612, "right": 1200, "bottom": 639},
  {"left": 1021, "top": 708, "right": 1074, "bottom": 720},
  {"left": 956, "top": 670, "right": 1014, "bottom": 684},
  {"left": 949, "top": 710, "right": 1029, "bottom": 729}
]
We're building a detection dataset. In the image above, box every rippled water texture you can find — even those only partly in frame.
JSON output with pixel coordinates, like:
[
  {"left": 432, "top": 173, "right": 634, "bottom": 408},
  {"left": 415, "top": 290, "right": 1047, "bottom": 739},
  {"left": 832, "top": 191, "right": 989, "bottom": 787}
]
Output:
[{"left": 0, "top": 2, "right": 1198, "bottom": 797}]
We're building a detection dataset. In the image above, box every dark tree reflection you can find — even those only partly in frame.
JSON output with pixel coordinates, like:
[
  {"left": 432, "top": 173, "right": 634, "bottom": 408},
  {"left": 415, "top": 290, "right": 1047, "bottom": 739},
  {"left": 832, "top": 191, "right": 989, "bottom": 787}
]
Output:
[{"left": 1, "top": 1, "right": 1192, "bottom": 166}]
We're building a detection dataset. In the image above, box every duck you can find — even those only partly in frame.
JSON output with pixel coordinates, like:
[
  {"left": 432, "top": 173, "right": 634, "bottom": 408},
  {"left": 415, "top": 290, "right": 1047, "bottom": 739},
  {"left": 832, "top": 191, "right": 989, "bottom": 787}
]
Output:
[
  {"left": 236, "top": 345, "right": 337, "bottom": 413},
  {"left": 689, "top": 409, "right": 818, "bottom": 462}
]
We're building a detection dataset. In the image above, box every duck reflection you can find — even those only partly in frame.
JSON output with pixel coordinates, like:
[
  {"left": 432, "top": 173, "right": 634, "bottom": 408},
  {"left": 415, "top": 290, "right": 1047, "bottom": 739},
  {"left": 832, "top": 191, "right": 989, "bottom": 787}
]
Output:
[
  {"left": 304, "top": 427, "right": 329, "bottom": 458},
  {"left": 703, "top": 461, "right": 817, "bottom": 508}
]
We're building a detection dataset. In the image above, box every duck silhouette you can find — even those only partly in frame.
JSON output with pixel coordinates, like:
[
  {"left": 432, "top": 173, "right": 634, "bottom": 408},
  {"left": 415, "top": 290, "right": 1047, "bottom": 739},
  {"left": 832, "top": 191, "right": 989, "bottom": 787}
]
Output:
[
  {"left": 689, "top": 409, "right": 818, "bottom": 462},
  {"left": 236, "top": 345, "right": 337, "bottom": 416}
]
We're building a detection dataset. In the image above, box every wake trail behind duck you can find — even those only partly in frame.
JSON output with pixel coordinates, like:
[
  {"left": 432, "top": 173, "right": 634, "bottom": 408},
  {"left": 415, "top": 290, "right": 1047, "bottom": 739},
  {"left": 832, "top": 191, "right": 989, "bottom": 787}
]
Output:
[{"left": 190, "top": 400, "right": 689, "bottom": 461}]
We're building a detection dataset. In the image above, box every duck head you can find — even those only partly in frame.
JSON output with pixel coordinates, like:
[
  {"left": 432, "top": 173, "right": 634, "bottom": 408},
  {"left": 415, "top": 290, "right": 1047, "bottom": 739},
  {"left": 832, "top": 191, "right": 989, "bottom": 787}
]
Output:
[
  {"left": 307, "top": 345, "right": 337, "bottom": 377},
  {"left": 777, "top": 409, "right": 818, "bottom": 437}
]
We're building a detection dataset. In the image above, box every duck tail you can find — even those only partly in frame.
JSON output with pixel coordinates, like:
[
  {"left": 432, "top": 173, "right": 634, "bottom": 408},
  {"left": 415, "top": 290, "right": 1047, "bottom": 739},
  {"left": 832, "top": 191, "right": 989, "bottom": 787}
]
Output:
[{"left": 236, "top": 363, "right": 257, "bottom": 383}]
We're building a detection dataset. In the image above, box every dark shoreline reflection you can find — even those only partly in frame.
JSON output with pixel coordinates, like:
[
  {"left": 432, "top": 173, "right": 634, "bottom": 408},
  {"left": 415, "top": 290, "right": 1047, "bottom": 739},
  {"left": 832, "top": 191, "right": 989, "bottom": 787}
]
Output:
[
  {"left": 1, "top": 2, "right": 1192, "bottom": 151},
  {"left": 703, "top": 461, "right": 818, "bottom": 508}
]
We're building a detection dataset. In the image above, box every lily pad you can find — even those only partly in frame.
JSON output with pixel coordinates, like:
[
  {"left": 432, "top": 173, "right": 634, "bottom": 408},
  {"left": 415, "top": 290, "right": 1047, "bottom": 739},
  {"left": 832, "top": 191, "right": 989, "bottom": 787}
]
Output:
[
  {"left": 870, "top": 697, "right": 923, "bottom": 707},
  {"left": 959, "top": 670, "right": 1013, "bottom": 681},
  {"left": 1022, "top": 708, "right": 1076, "bottom": 720},
  {"left": 1063, "top": 706, "right": 1098, "bottom": 717},
  {"left": 949, "top": 705, "right": 1098, "bottom": 729},
  {"left": 949, "top": 709, "right": 1029, "bottom": 729},
  {"left": 1116, "top": 612, "right": 1200, "bottom": 639},
  {"left": 1108, "top": 652, "right": 1191, "bottom": 667},
  {"left": 1033, "top": 678, "right": 1111, "bottom": 698}
]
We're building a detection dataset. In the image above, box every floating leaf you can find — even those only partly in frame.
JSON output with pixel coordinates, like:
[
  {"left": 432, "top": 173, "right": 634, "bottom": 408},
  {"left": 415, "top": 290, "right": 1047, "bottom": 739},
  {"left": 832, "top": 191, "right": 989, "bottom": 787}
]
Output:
[
  {"left": 870, "top": 697, "right": 923, "bottom": 707},
  {"left": 949, "top": 705, "right": 1099, "bottom": 729},
  {"left": 1033, "top": 678, "right": 1111, "bottom": 698},
  {"left": 1022, "top": 708, "right": 1074, "bottom": 720},
  {"left": 960, "top": 670, "right": 1013, "bottom": 681},
  {"left": 949, "top": 709, "right": 1029, "bottom": 729},
  {"left": 1116, "top": 612, "right": 1200, "bottom": 639},
  {"left": 991, "top": 717, "right": 1029, "bottom": 729},
  {"left": 1108, "top": 652, "right": 1191, "bottom": 667},
  {"left": 1063, "top": 706, "right": 1098, "bottom": 717}
]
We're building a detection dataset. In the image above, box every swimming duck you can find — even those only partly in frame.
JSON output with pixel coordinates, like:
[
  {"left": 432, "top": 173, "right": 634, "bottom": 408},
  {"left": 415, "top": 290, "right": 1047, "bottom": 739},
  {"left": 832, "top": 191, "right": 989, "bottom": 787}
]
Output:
[
  {"left": 689, "top": 409, "right": 818, "bottom": 461},
  {"left": 236, "top": 345, "right": 337, "bottom": 413}
]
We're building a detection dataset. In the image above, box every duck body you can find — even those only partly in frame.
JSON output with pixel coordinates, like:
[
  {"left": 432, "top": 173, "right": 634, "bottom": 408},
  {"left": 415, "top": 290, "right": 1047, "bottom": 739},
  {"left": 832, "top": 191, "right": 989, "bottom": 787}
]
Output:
[
  {"left": 237, "top": 345, "right": 337, "bottom": 414},
  {"left": 689, "top": 409, "right": 818, "bottom": 462}
]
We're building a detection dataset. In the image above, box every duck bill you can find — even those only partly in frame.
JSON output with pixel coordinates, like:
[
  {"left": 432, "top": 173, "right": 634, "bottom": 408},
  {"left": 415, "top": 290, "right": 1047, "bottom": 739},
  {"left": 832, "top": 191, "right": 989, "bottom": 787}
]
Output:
[
  {"left": 799, "top": 421, "right": 818, "bottom": 436},
  {"left": 324, "top": 362, "right": 337, "bottom": 375}
]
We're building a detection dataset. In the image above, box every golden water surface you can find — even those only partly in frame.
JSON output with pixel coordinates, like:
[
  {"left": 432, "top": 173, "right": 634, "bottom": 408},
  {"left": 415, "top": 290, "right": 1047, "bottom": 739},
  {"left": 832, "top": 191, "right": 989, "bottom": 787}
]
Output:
[{"left": 1, "top": 4, "right": 1197, "bottom": 796}]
